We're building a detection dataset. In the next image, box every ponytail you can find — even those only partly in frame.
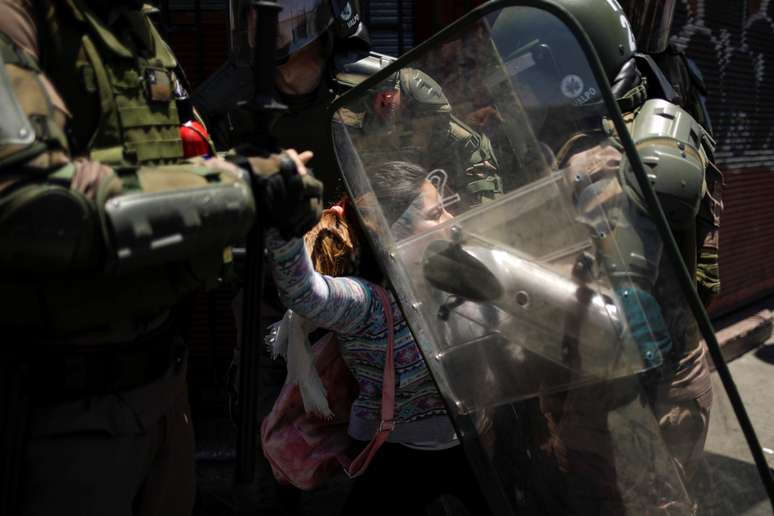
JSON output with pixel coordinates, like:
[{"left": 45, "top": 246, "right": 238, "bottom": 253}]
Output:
[{"left": 304, "top": 198, "right": 359, "bottom": 277}]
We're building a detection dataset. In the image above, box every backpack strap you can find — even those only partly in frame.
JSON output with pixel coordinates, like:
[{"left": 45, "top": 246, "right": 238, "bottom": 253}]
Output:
[{"left": 345, "top": 285, "right": 396, "bottom": 477}]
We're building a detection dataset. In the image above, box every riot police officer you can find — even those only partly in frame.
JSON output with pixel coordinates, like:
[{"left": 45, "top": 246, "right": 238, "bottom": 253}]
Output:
[
  {"left": 194, "top": 0, "right": 500, "bottom": 206},
  {"left": 0, "top": 1, "right": 322, "bottom": 515},
  {"left": 489, "top": 0, "right": 716, "bottom": 510},
  {"left": 326, "top": 1, "right": 771, "bottom": 514}
]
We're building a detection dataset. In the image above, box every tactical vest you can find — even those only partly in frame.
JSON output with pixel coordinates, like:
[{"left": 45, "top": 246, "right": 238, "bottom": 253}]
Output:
[
  {"left": 0, "top": 3, "right": 254, "bottom": 337},
  {"left": 41, "top": 0, "right": 185, "bottom": 165}
]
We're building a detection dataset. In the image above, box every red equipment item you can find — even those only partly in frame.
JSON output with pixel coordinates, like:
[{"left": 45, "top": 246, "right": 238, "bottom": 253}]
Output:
[{"left": 180, "top": 120, "right": 211, "bottom": 158}]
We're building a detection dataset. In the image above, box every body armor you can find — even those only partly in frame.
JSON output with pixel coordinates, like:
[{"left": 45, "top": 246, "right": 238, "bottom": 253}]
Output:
[
  {"left": 336, "top": 63, "right": 501, "bottom": 205},
  {"left": 0, "top": 3, "right": 254, "bottom": 336},
  {"left": 563, "top": 98, "right": 714, "bottom": 365},
  {"left": 632, "top": 51, "right": 722, "bottom": 304},
  {"left": 619, "top": 0, "right": 722, "bottom": 303},
  {"left": 649, "top": 47, "right": 722, "bottom": 303},
  {"left": 40, "top": 0, "right": 186, "bottom": 165}
]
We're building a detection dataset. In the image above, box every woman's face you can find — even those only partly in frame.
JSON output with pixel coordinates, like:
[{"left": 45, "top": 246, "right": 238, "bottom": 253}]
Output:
[{"left": 391, "top": 180, "right": 454, "bottom": 240}]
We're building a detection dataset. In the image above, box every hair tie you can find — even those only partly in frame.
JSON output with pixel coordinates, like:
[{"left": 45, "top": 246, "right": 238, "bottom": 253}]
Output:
[{"left": 330, "top": 204, "right": 345, "bottom": 218}]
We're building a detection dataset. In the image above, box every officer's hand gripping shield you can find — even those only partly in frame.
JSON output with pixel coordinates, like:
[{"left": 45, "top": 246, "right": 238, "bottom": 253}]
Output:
[{"left": 330, "top": 2, "right": 773, "bottom": 514}]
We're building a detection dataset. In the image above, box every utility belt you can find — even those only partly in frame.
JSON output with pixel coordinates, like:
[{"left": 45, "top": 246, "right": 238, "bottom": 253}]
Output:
[{"left": 24, "top": 319, "right": 186, "bottom": 405}]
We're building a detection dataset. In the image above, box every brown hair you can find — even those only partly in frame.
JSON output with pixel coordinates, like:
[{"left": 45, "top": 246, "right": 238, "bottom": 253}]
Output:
[
  {"left": 304, "top": 158, "right": 428, "bottom": 282},
  {"left": 304, "top": 199, "right": 360, "bottom": 277}
]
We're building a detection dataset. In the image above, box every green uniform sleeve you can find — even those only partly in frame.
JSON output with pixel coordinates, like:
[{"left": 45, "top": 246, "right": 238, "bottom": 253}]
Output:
[
  {"left": 447, "top": 115, "right": 503, "bottom": 202},
  {"left": 0, "top": 32, "right": 103, "bottom": 271},
  {"left": 0, "top": 32, "right": 70, "bottom": 175}
]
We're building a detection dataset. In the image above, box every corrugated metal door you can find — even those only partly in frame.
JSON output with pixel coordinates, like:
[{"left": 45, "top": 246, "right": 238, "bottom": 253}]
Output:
[
  {"left": 713, "top": 169, "right": 774, "bottom": 315},
  {"left": 362, "top": 0, "right": 415, "bottom": 55},
  {"left": 672, "top": 0, "right": 774, "bottom": 315}
]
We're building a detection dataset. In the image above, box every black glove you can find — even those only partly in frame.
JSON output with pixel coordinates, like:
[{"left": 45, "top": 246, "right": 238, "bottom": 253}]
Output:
[
  {"left": 261, "top": 153, "right": 323, "bottom": 238},
  {"left": 228, "top": 150, "right": 323, "bottom": 239}
]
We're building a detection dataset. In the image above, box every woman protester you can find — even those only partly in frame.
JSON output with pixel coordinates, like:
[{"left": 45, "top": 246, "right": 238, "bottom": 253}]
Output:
[{"left": 266, "top": 159, "right": 491, "bottom": 516}]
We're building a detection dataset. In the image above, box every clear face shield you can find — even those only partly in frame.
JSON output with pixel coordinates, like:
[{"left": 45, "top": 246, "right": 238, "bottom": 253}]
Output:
[
  {"left": 622, "top": 0, "right": 676, "bottom": 53},
  {"left": 275, "top": 0, "right": 333, "bottom": 62},
  {"left": 330, "top": 2, "right": 773, "bottom": 514},
  {"left": 233, "top": 0, "right": 333, "bottom": 65}
]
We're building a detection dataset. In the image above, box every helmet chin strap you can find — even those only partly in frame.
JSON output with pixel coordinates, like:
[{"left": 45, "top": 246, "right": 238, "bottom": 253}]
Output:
[{"left": 611, "top": 59, "right": 640, "bottom": 99}]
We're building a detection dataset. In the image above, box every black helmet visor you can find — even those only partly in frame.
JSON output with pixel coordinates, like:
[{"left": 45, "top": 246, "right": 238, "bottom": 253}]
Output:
[{"left": 276, "top": 0, "right": 334, "bottom": 62}]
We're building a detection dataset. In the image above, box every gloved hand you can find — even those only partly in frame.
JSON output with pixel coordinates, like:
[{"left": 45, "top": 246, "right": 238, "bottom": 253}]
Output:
[{"left": 229, "top": 149, "right": 323, "bottom": 239}]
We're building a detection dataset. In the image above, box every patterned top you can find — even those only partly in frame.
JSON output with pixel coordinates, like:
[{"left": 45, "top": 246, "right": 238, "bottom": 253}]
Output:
[{"left": 266, "top": 229, "right": 457, "bottom": 445}]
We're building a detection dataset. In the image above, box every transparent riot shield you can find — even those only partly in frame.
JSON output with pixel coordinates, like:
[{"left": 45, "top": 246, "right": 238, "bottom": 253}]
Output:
[{"left": 330, "top": 2, "right": 773, "bottom": 514}]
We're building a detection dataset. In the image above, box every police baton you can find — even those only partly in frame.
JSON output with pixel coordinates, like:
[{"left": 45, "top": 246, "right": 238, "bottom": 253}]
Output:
[{"left": 235, "top": 0, "right": 288, "bottom": 485}]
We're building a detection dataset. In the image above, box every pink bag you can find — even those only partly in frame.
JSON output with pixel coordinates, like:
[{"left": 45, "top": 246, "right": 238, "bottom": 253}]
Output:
[{"left": 260, "top": 286, "right": 396, "bottom": 490}]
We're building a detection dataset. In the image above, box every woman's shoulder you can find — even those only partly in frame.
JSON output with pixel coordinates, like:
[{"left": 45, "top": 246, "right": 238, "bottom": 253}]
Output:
[{"left": 337, "top": 278, "right": 404, "bottom": 338}]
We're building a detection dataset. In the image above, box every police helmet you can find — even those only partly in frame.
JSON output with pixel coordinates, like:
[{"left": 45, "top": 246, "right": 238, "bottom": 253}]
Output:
[
  {"left": 490, "top": 0, "right": 636, "bottom": 130},
  {"left": 275, "top": 0, "right": 365, "bottom": 62}
]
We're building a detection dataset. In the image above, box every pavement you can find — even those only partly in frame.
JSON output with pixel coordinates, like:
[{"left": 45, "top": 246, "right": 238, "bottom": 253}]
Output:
[
  {"left": 712, "top": 296, "right": 774, "bottom": 364},
  {"left": 717, "top": 339, "right": 774, "bottom": 516},
  {"left": 694, "top": 294, "right": 774, "bottom": 515}
]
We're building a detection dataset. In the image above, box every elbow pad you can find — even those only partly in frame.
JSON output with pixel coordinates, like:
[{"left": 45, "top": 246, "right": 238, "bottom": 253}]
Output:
[
  {"left": 620, "top": 99, "right": 707, "bottom": 228},
  {"left": 105, "top": 177, "right": 255, "bottom": 271},
  {"left": 0, "top": 179, "right": 103, "bottom": 271},
  {"left": 0, "top": 164, "right": 256, "bottom": 273}
]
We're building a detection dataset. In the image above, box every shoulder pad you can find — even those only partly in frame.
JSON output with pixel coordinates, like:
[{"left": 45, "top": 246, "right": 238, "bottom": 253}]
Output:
[
  {"left": 399, "top": 69, "right": 450, "bottom": 114},
  {"left": 631, "top": 99, "right": 708, "bottom": 154},
  {"left": 0, "top": 41, "right": 36, "bottom": 160},
  {"left": 622, "top": 99, "right": 707, "bottom": 226},
  {"left": 448, "top": 115, "right": 477, "bottom": 143},
  {"left": 333, "top": 50, "right": 396, "bottom": 88}
]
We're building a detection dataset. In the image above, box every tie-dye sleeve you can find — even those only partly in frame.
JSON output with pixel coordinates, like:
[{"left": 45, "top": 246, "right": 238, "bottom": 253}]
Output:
[{"left": 266, "top": 228, "right": 383, "bottom": 336}]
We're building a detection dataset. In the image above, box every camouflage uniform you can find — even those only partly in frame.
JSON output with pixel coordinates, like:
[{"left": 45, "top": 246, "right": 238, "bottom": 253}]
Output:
[{"left": 0, "top": 2, "right": 254, "bottom": 515}]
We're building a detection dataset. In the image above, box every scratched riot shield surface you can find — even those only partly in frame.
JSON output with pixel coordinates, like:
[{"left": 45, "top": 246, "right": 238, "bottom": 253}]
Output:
[{"left": 331, "top": 3, "right": 771, "bottom": 514}]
